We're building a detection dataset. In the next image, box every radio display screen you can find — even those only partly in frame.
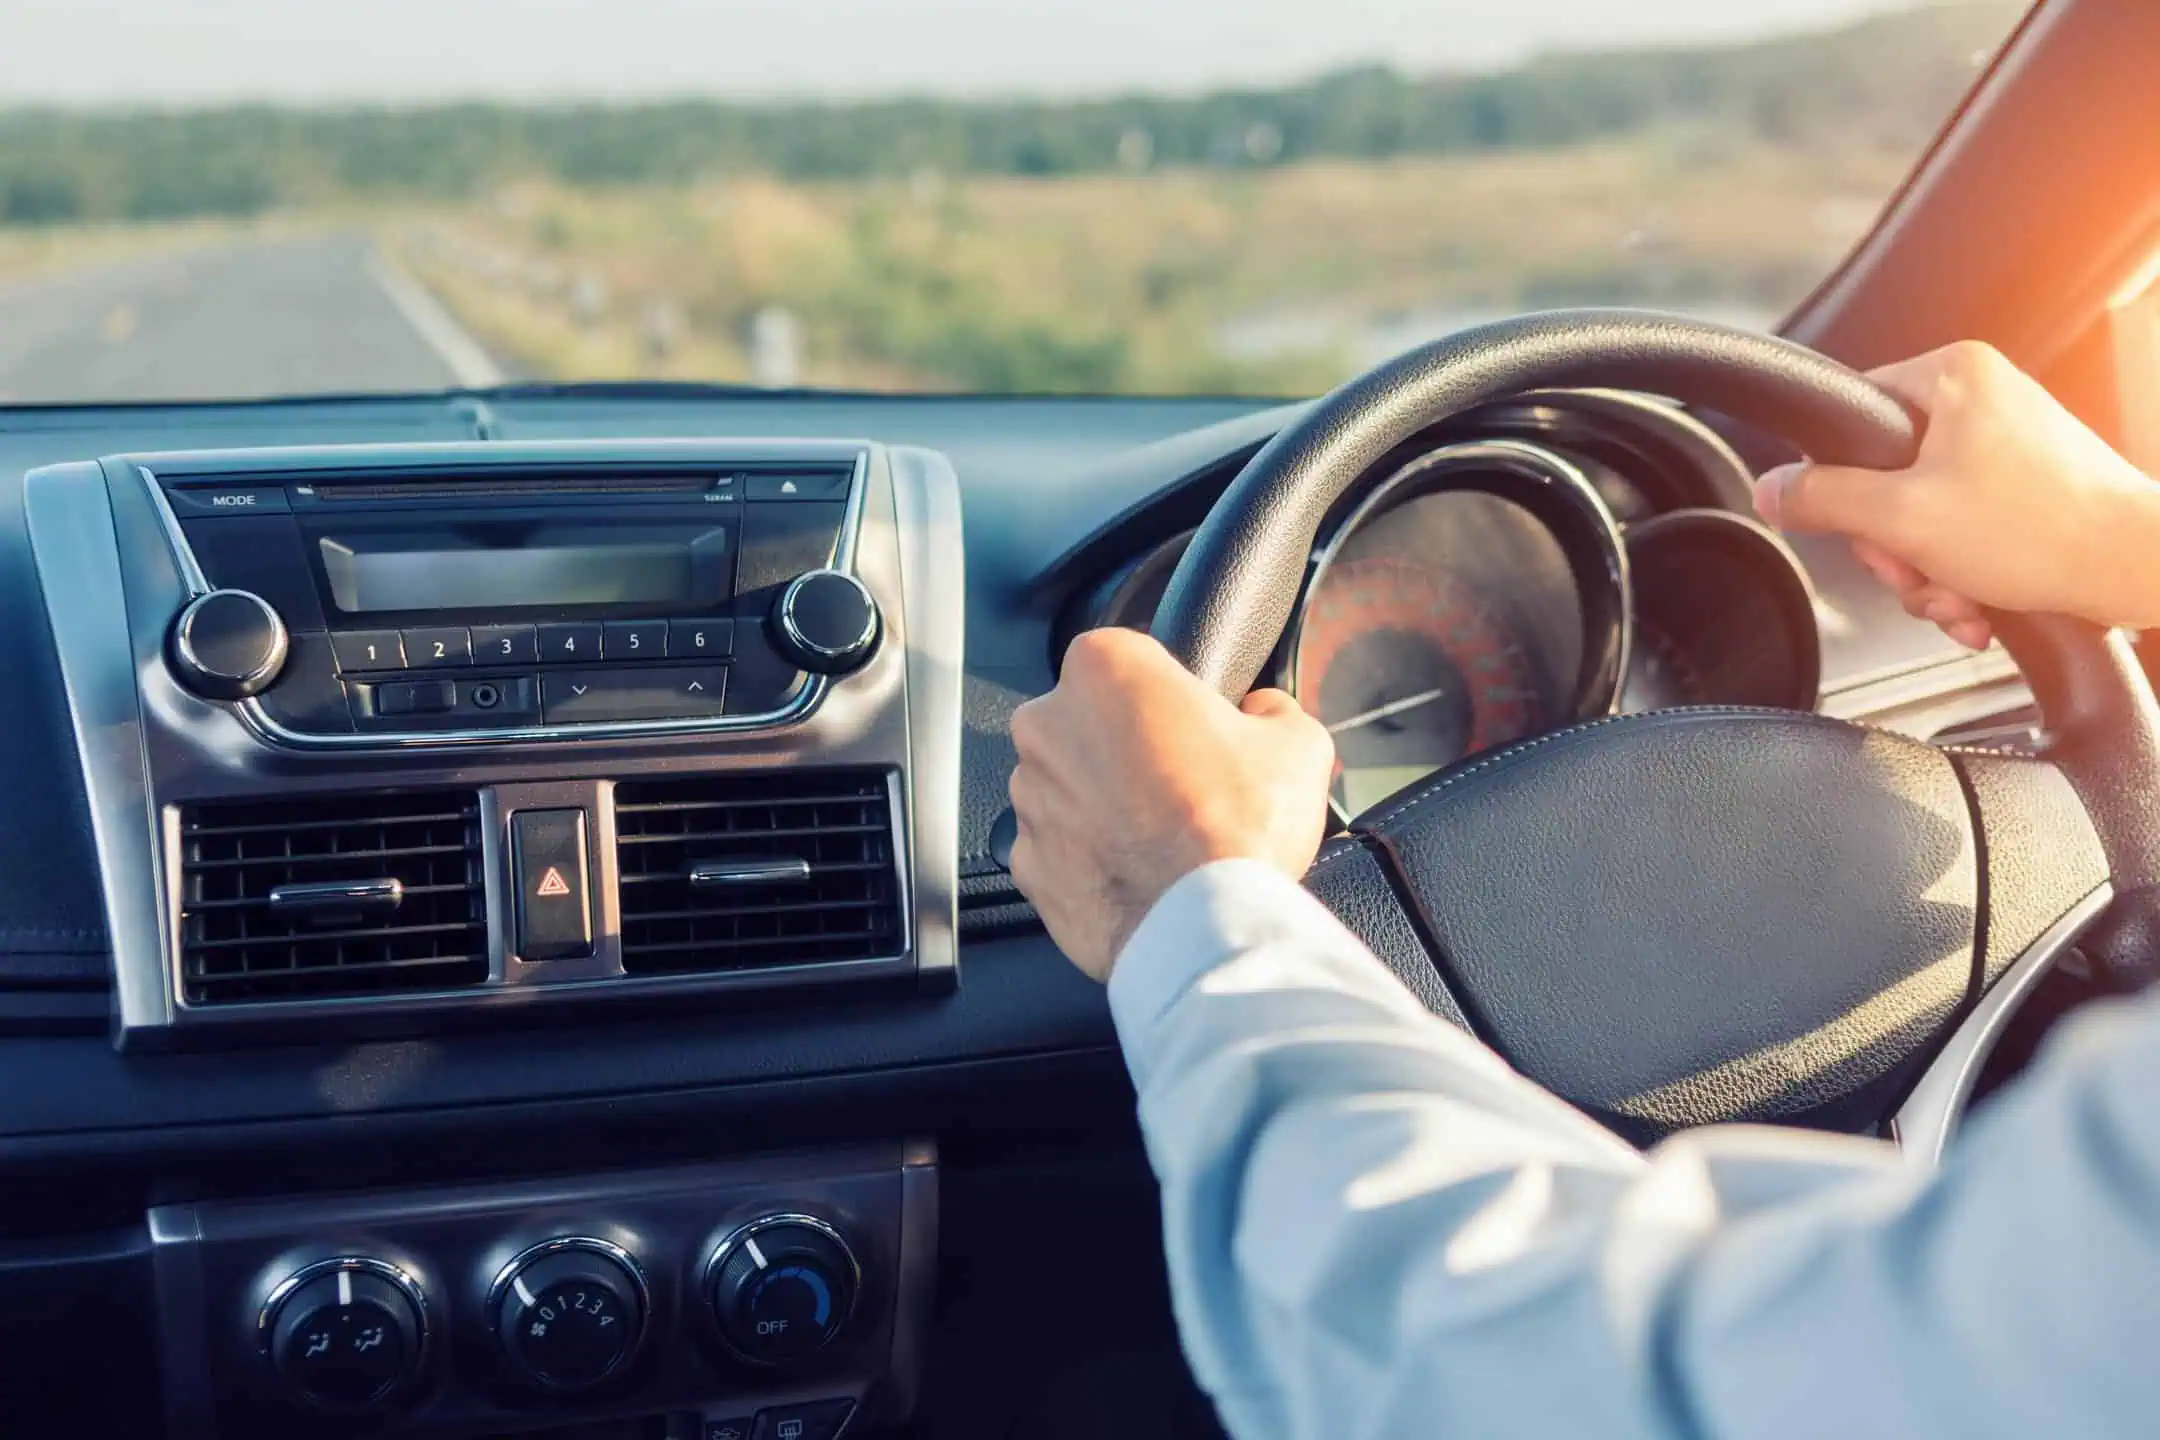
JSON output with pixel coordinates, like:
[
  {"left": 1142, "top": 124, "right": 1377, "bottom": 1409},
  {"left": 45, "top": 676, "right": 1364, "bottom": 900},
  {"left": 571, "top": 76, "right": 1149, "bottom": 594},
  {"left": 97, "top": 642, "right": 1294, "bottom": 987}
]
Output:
[{"left": 316, "top": 523, "right": 732, "bottom": 614}]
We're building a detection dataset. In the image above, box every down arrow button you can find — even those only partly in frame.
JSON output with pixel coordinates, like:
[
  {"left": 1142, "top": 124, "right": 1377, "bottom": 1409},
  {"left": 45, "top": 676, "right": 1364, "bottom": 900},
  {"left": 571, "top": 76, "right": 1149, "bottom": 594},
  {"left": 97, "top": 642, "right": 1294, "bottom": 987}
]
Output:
[{"left": 541, "top": 668, "right": 730, "bottom": 723}]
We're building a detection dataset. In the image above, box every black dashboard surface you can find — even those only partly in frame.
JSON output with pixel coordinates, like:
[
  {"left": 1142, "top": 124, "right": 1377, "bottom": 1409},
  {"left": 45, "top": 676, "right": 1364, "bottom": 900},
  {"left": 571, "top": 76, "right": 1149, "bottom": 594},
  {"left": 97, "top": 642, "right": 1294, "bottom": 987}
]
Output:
[{"left": 0, "top": 387, "right": 1961, "bottom": 1179}]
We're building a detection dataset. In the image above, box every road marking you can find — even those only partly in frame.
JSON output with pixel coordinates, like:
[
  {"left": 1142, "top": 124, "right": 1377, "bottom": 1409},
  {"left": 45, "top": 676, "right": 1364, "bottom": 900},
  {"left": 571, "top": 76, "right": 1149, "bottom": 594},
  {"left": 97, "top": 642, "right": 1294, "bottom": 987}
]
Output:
[{"left": 363, "top": 246, "right": 506, "bottom": 388}]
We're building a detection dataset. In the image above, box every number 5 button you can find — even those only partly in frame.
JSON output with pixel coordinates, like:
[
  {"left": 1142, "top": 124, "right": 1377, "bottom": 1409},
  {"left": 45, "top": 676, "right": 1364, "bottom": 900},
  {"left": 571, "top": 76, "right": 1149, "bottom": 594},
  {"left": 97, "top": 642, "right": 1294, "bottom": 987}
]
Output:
[
  {"left": 603, "top": 621, "right": 668, "bottom": 661},
  {"left": 668, "top": 619, "right": 734, "bottom": 658}
]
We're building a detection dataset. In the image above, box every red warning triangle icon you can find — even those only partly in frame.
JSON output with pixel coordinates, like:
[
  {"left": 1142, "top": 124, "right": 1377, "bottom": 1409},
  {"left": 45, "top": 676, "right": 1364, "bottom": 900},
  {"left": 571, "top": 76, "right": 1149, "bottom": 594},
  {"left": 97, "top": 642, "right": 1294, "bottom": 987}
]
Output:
[{"left": 535, "top": 866, "right": 571, "bottom": 898}]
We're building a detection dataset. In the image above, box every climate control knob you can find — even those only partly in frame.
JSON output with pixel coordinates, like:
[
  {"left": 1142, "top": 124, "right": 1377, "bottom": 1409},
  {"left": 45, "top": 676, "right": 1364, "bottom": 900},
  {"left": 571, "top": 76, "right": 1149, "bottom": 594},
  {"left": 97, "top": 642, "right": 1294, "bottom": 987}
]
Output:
[
  {"left": 259, "top": 1258, "right": 428, "bottom": 1411},
  {"left": 489, "top": 1238, "right": 649, "bottom": 1391},
  {"left": 708, "top": 1214, "right": 860, "bottom": 1364},
  {"left": 169, "top": 589, "right": 289, "bottom": 700},
  {"left": 770, "top": 570, "right": 880, "bottom": 675}
]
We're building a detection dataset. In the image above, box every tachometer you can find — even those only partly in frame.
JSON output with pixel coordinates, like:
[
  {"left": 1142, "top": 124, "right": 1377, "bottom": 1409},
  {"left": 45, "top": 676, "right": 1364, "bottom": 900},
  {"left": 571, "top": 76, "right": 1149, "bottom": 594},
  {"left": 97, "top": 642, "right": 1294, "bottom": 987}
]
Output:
[{"left": 1294, "top": 557, "right": 1544, "bottom": 815}]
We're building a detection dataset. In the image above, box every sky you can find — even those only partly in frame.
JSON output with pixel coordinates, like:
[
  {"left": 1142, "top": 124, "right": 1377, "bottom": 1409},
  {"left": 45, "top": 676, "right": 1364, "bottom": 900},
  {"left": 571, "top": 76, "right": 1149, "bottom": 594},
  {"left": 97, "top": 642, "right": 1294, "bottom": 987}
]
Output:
[{"left": 5, "top": 0, "right": 1926, "bottom": 107}]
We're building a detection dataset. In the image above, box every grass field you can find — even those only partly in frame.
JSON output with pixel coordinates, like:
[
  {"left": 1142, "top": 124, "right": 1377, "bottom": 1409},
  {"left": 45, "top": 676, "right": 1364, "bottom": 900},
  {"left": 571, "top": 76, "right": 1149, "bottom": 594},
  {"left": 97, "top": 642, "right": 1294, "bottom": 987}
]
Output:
[
  {"left": 386, "top": 134, "right": 1912, "bottom": 396},
  {"left": 0, "top": 135, "right": 1913, "bottom": 398}
]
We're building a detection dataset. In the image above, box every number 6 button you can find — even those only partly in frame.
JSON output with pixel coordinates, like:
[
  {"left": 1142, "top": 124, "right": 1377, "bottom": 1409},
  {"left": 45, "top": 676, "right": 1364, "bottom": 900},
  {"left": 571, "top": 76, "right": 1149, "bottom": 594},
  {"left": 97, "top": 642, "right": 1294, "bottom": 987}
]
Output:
[{"left": 667, "top": 619, "right": 734, "bottom": 658}]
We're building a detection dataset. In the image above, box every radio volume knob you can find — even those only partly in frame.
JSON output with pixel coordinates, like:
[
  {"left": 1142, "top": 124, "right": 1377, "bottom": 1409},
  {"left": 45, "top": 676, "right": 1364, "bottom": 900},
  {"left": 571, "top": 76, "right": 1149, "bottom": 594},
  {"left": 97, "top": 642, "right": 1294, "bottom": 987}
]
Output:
[
  {"left": 771, "top": 570, "right": 880, "bottom": 675},
  {"left": 169, "top": 590, "right": 290, "bottom": 701}
]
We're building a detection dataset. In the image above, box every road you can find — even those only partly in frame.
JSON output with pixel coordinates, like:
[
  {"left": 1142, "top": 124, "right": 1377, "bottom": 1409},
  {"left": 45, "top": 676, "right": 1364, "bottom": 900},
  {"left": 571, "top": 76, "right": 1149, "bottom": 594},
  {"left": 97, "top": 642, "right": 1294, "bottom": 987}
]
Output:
[{"left": 0, "top": 232, "right": 504, "bottom": 405}]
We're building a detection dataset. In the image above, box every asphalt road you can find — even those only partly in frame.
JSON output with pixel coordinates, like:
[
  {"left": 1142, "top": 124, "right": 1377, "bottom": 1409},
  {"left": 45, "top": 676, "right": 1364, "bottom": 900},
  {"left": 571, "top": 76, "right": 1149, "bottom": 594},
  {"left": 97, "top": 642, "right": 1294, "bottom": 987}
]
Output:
[{"left": 0, "top": 232, "right": 503, "bottom": 405}]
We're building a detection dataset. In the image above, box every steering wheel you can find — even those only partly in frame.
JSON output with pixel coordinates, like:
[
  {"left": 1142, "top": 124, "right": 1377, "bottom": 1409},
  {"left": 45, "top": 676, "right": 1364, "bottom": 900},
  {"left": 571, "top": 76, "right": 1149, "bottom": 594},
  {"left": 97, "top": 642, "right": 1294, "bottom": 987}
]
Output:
[{"left": 1148, "top": 310, "right": 2160, "bottom": 1148}]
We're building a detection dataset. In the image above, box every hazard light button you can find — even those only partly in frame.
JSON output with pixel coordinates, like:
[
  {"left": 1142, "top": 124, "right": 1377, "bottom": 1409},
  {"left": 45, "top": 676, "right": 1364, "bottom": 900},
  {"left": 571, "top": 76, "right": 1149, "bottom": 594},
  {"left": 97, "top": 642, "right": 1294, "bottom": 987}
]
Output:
[{"left": 511, "top": 809, "right": 594, "bottom": 962}]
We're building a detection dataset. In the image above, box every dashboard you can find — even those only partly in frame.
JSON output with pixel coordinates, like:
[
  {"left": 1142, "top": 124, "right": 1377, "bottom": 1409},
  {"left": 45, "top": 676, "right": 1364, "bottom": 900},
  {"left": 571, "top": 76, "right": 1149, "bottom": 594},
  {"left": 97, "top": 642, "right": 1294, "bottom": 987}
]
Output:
[{"left": 0, "top": 383, "right": 2002, "bottom": 1439}]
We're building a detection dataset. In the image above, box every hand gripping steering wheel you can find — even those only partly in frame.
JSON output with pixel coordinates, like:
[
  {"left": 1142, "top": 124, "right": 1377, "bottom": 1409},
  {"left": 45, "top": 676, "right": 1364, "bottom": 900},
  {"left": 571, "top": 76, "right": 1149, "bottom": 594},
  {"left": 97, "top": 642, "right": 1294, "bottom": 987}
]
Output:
[{"left": 1148, "top": 310, "right": 2160, "bottom": 1149}]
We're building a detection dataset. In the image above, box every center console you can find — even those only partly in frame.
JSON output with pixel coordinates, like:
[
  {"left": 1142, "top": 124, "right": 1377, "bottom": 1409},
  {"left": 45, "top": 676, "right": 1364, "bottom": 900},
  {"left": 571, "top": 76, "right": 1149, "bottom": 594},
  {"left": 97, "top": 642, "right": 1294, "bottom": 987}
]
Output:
[
  {"left": 21, "top": 438, "right": 966, "bottom": 1436},
  {"left": 25, "top": 439, "right": 962, "bottom": 1043}
]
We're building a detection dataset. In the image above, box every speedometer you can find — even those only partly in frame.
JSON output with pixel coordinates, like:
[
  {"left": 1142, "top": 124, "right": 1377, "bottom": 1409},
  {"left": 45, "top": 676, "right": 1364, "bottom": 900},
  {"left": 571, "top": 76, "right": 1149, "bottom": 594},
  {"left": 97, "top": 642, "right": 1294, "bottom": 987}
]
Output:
[
  {"left": 1293, "top": 557, "right": 1546, "bottom": 815},
  {"left": 1286, "top": 440, "right": 1631, "bottom": 817}
]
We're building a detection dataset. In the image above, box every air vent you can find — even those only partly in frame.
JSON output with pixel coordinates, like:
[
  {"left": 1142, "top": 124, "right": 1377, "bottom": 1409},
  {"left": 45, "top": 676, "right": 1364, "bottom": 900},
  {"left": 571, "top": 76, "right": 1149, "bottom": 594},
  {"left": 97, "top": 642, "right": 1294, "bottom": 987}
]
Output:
[
  {"left": 614, "top": 770, "right": 904, "bottom": 975},
  {"left": 177, "top": 791, "right": 488, "bottom": 1004}
]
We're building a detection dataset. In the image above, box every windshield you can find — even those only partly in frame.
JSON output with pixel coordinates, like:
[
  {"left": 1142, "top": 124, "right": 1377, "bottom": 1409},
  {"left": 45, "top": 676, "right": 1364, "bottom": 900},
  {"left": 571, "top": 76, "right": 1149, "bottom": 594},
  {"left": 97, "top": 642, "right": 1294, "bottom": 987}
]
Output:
[{"left": 2, "top": 0, "right": 2022, "bottom": 404}]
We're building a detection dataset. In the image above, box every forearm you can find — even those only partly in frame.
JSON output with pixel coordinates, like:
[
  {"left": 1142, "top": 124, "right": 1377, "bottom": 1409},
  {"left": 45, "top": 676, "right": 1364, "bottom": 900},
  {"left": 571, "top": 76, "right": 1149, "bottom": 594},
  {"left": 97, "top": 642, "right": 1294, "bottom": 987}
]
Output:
[{"left": 1110, "top": 861, "right": 2160, "bottom": 1439}]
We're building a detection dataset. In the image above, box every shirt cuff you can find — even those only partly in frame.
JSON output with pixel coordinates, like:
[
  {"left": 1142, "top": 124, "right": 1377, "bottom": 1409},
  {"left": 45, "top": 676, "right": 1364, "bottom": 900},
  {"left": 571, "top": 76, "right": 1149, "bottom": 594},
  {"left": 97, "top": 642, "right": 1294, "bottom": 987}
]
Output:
[{"left": 1107, "top": 857, "right": 1352, "bottom": 1060}]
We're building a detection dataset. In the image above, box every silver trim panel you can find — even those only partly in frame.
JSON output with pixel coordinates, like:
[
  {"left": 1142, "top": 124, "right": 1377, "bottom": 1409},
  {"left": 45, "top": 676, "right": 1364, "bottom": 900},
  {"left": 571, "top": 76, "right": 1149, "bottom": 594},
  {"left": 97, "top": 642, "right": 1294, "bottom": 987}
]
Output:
[
  {"left": 26, "top": 440, "right": 962, "bottom": 1041},
  {"left": 1894, "top": 883, "right": 2112, "bottom": 1164}
]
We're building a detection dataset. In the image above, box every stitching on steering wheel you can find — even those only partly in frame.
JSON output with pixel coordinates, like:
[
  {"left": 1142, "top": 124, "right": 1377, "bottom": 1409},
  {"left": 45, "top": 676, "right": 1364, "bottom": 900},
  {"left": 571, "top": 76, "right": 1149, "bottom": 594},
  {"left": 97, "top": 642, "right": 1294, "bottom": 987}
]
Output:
[{"left": 1363, "top": 705, "right": 1839, "bottom": 830}]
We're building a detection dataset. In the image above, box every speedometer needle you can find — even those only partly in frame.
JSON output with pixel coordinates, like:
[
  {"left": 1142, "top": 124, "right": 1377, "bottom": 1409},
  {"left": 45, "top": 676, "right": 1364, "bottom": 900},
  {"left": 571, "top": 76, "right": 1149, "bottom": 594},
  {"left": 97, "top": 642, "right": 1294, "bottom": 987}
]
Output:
[{"left": 1327, "top": 686, "right": 1451, "bottom": 734}]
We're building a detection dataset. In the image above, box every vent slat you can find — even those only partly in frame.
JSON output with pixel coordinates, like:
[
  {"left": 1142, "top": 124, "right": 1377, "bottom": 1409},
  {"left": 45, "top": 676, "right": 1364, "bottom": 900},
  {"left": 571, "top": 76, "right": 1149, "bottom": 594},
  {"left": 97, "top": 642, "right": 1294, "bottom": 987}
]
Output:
[
  {"left": 186, "top": 920, "right": 487, "bottom": 954},
  {"left": 185, "top": 843, "right": 473, "bottom": 872},
  {"left": 617, "top": 860, "right": 890, "bottom": 885},
  {"left": 185, "top": 882, "right": 474, "bottom": 913},
  {"left": 178, "top": 791, "right": 488, "bottom": 1004},
  {"left": 181, "top": 811, "right": 473, "bottom": 839},
  {"left": 615, "top": 823, "right": 888, "bottom": 846},
  {"left": 615, "top": 769, "right": 904, "bottom": 976}
]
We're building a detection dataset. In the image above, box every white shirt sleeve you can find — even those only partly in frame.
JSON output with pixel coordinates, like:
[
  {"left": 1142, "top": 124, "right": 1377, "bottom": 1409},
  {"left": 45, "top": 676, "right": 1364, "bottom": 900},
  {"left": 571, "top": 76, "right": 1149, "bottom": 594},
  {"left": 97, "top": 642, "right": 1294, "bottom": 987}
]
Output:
[{"left": 1107, "top": 857, "right": 2160, "bottom": 1440}]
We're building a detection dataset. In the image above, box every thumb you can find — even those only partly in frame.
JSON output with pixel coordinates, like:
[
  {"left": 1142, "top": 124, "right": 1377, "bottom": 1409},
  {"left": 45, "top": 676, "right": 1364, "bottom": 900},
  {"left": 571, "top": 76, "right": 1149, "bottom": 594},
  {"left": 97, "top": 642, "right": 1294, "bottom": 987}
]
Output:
[
  {"left": 1755, "top": 460, "right": 1905, "bottom": 538},
  {"left": 1240, "top": 687, "right": 1307, "bottom": 722}
]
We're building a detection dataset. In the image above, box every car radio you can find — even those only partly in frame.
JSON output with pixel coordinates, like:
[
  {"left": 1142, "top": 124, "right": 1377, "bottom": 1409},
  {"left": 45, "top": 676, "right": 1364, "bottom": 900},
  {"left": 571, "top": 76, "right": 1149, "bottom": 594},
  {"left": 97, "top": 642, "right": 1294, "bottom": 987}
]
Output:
[{"left": 147, "top": 448, "right": 880, "bottom": 745}]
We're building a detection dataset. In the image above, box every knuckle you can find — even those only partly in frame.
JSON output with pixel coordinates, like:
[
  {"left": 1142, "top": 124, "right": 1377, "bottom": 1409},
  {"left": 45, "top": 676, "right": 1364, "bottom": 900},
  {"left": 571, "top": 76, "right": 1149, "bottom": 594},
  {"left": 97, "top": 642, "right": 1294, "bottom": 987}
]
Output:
[{"left": 1007, "top": 698, "right": 1046, "bottom": 753}]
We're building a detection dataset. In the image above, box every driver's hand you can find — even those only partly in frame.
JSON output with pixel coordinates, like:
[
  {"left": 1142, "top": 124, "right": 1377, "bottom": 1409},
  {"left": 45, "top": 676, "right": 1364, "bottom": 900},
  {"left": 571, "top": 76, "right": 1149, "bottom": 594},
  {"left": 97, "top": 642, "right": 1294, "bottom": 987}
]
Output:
[
  {"left": 1007, "top": 628, "right": 1336, "bottom": 983},
  {"left": 1754, "top": 340, "right": 2160, "bottom": 648}
]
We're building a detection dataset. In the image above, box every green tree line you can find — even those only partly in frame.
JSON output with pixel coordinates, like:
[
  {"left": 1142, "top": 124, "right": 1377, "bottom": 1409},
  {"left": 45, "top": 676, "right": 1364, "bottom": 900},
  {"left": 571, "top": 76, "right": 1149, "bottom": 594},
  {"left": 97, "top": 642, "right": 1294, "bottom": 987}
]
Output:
[{"left": 0, "top": 3, "right": 2015, "bottom": 225}]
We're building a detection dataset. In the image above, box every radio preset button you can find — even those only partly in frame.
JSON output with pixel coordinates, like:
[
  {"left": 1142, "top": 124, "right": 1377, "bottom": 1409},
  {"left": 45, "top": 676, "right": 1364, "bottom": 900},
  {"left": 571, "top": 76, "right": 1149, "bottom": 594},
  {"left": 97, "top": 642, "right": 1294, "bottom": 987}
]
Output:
[
  {"left": 472, "top": 623, "right": 540, "bottom": 665},
  {"left": 537, "top": 623, "right": 604, "bottom": 664},
  {"left": 668, "top": 618, "right": 735, "bottom": 658},
  {"left": 402, "top": 626, "right": 472, "bottom": 668},
  {"left": 604, "top": 620, "right": 668, "bottom": 662},
  {"left": 330, "top": 629, "right": 407, "bottom": 673}
]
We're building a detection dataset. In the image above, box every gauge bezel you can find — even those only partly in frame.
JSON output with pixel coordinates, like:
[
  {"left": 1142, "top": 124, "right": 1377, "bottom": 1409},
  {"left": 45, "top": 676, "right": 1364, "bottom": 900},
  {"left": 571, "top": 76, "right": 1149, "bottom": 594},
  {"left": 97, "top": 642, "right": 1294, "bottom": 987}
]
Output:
[
  {"left": 1285, "top": 438, "right": 1632, "bottom": 811},
  {"left": 1621, "top": 508, "right": 1822, "bottom": 711}
]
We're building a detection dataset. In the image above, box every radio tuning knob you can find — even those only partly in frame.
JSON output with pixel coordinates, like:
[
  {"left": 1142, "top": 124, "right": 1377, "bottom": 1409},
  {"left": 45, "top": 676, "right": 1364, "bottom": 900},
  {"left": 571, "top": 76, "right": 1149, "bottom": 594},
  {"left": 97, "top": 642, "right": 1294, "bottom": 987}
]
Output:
[
  {"left": 771, "top": 570, "right": 880, "bottom": 676},
  {"left": 169, "top": 590, "right": 290, "bottom": 701}
]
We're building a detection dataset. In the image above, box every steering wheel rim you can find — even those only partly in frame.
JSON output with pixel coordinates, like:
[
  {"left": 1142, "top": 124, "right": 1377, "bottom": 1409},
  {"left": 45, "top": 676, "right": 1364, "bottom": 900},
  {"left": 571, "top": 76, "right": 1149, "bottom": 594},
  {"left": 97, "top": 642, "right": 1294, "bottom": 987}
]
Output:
[{"left": 1149, "top": 308, "right": 2160, "bottom": 1145}]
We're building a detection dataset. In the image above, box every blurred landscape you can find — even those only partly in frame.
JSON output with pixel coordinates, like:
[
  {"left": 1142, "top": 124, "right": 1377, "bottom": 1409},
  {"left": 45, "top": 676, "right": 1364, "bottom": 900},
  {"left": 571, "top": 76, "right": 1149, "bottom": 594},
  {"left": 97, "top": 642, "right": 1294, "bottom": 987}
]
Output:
[{"left": 0, "top": 2, "right": 2017, "bottom": 398}]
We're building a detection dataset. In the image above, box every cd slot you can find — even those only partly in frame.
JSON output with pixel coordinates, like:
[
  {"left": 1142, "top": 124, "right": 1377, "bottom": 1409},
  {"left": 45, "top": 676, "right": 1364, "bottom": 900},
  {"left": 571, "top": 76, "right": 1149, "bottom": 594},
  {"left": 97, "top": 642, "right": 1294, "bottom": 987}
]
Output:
[{"left": 307, "top": 472, "right": 724, "bottom": 501}]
